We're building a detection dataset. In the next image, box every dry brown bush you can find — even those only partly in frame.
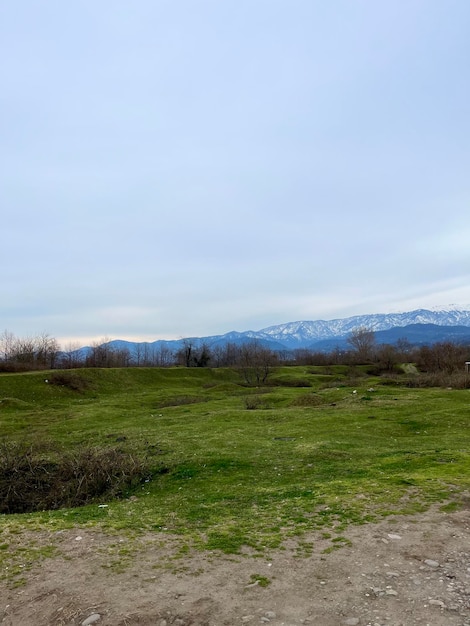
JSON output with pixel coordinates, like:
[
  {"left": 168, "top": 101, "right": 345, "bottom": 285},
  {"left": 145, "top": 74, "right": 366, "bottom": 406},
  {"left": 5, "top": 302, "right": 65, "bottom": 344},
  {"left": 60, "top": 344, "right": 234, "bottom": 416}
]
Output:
[
  {"left": 48, "top": 371, "right": 90, "bottom": 391},
  {"left": 405, "top": 371, "right": 470, "bottom": 389},
  {"left": 0, "top": 442, "right": 150, "bottom": 514}
]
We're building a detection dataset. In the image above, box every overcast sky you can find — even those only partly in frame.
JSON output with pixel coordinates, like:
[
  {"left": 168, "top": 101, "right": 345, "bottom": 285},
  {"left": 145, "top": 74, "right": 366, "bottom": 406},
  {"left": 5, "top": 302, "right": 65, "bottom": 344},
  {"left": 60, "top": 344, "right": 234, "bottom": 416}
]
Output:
[{"left": 1, "top": 1, "right": 470, "bottom": 345}]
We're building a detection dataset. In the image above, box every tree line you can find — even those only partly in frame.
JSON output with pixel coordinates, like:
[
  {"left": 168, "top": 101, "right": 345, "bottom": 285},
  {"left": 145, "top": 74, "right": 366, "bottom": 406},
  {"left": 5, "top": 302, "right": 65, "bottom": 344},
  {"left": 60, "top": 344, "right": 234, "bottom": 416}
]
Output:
[
  {"left": 0, "top": 331, "right": 279, "bottom": 377},
  {"left": 1, "top": 328, "right": 469, "bottom": 376}
]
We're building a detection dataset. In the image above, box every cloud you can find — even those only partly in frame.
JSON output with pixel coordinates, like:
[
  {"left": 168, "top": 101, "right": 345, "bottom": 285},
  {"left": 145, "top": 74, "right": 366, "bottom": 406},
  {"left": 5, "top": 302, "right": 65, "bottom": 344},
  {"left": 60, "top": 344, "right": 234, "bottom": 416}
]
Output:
[{"left": 1, "top": 1, "right": 470, "bottom": 343}]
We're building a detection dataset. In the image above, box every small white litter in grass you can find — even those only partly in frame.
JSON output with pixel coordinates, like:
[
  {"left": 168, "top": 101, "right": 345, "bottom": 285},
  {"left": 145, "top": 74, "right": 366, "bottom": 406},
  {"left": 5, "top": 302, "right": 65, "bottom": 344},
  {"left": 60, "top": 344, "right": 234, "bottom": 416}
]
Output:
[{"left": 98, "top": 504, "right": 108, "bottom": 508}]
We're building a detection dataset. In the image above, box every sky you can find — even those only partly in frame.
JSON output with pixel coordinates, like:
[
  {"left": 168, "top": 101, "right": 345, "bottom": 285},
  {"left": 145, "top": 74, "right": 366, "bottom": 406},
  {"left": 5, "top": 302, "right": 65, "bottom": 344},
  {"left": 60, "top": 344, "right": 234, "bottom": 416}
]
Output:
[{"left": 1, "top": 1, "right": 470, "bottom": 346}]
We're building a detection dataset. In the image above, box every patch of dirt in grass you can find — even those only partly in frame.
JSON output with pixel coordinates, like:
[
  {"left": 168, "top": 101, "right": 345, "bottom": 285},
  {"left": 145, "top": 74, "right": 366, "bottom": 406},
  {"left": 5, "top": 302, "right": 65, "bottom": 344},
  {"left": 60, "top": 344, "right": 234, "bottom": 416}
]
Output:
[{"left": 1, "top": 504, "right": 470, "bottom": 625}]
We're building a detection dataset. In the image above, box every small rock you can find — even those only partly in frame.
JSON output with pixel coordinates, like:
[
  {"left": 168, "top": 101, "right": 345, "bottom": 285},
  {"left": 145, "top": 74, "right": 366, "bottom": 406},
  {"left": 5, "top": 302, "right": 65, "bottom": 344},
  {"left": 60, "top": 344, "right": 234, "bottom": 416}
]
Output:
[
  {"left": 264, "top": 612, "right": 276, "bottom": 619},
  {"left": 242, "top": 616, "right": 255, "bottom": 622},
  {"left": 385, "top": 589, "right": 398, "bottom": 596},
  {"left": 387, "top": 534, "right": 402, "bottom": 540},
  {"left": 81, "top": 615, "right": 101, "bottom": 626},
  {"left": 429, "top": 599, "right": 445, "bottom": 608},
  {"left": 75, "top": 536, "right": 83, "bottom": 541},
  {"left": 343, "top": 619, "right": 360, "bottom": 626},
  {"left": 424, "top": 559, "right": 440, "bottom": 568}
]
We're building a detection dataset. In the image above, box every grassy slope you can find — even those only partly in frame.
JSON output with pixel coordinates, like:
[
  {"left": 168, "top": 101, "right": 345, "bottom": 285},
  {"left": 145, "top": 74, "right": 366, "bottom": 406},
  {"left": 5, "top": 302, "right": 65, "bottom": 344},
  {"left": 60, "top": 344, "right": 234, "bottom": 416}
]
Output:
[{"left": 1, "top": 366, "right": 469, "bottom": 554}]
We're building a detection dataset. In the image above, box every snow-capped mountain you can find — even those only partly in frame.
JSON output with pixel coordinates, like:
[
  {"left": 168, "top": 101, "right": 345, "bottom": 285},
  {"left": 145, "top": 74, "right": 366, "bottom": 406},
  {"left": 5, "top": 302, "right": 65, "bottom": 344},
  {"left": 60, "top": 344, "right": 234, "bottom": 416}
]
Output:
[
  {"left": 257, "top": 307, "right": 470, "bottom": 349},
  {"left": 86, "top": 307, "right": 470, "bottom": 356}
]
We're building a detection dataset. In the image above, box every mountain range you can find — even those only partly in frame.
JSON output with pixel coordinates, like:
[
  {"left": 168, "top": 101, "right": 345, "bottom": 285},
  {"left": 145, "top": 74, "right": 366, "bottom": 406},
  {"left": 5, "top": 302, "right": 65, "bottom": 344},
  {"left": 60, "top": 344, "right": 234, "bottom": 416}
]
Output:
[{"left": 94, "top": 306, "right": 470, "bottom": 356}]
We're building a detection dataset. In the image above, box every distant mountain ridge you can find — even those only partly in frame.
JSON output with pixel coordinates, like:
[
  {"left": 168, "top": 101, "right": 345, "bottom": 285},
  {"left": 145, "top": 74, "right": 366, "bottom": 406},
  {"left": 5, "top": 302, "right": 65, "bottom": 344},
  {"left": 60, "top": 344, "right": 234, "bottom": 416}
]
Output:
[
  {"left": 95, "top": 306, "right": 470, "bottom": 355},
  {"left": 307, "top": 323, "right": 470, "bottom": 352},
  {"left": 258, "top": 307, "right": 470, "bottom": 349}
]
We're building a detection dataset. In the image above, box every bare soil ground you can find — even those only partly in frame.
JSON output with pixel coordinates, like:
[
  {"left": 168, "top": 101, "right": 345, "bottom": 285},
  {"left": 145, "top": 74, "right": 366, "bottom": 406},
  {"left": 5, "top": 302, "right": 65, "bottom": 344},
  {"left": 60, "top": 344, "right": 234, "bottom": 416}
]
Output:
[{"left": 1, "top": 504, "right": 470, "bottom": 626}]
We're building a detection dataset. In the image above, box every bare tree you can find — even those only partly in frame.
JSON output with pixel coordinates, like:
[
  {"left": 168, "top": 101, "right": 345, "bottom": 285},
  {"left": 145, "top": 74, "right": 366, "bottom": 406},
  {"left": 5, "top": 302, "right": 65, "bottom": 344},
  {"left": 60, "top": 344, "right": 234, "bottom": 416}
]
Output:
[
  {"left": 0, "top": 331, "right": 61, "bottom": 370},
  {"left": 13, "top": 336, "right": 37, "bottom": 367},
  {"left": 221, "top": 342, "right": 240, "bottom": 367},
  {"left": 238, "top": 341, "right": 278, "bottom": 385},
  {"left": 86, "top": 338, "right": 116, "bottom": 367},
  {"left": 134, "top": 343, "right": 144, "bottom": 366},
  {"left": 36, "top": 332, "right": 60, "bottom": 369},
  {"left": 0, "top": 330, "right": 16, "bottom": 363},
  {"left": 61, "top": 341, "right": 84, "bottom": 368},
  {"left": 293, "top": 349, "right": 330, "bottom": 366},
  {"left": 194, "top": 342, "right": 211, "bottom": 367},
  {"left": 155, "top": 344, "right": 174, "bottom": 367},
  {"left": 176, "top": 340, "right": 211, "bottom": 367},
  {"left": 347, "top": 327, "right": 376, "bottom": 363},
  {"left": 375, "top": 343, "right": 399, "bottom": 372},
  {"left": 415, "top": 342, "right": 468, "bottom": 374},
  {"left": 176, "top": 339, "right": 195, "bottom": 367},
  {"left": 113, "top": 348, "right": 132, "bottom": 367}
]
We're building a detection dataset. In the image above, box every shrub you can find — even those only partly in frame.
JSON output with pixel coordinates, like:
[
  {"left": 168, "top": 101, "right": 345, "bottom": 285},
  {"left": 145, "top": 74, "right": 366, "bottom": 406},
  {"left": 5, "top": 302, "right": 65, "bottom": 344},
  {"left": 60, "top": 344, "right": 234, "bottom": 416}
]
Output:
[
  {"left": 244, "top": 395, "right": 263, "bottom": 410},
  {"left": 415, "top": 342, "right": 469, "bottom": 374},
  {"left": 0, "top": 441, "right": 150, "bottom": 514},
  {"left": 405, "top": 371, "right": 470, "bottom": 389},
  {"left": 48, "top": 371, "right": 90, "bottom": 392}
]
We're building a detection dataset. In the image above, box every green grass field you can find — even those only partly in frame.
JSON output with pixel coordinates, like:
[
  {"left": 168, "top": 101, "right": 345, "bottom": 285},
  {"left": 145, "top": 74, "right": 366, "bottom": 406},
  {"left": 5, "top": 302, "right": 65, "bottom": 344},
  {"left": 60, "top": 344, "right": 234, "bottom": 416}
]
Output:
[{"left": 1, "top": 365, "right": 469, "bottom": 555}]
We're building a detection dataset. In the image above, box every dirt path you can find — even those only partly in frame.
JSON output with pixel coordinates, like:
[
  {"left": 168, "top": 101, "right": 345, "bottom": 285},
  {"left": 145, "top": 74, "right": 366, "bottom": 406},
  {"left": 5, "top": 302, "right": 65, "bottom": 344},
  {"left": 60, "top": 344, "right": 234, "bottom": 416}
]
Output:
[{"left": 1, "top": 505, "right": 470, "bottom": 626}]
